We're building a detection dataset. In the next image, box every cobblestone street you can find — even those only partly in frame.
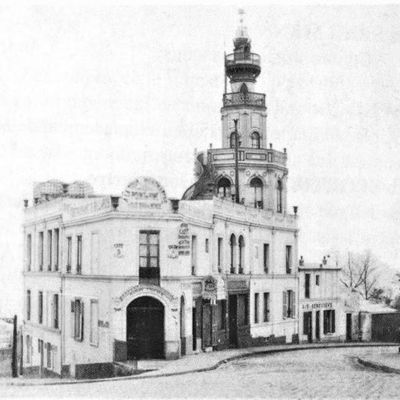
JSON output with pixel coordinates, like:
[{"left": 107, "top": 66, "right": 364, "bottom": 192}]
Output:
[{"left": 2, "top": 346, "right": 400, "bottom": 398}]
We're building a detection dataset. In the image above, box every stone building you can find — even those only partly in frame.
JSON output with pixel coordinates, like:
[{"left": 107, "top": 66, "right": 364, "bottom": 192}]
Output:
[{"left": 22, "top": 16, "right": 300, "bottom": 379}]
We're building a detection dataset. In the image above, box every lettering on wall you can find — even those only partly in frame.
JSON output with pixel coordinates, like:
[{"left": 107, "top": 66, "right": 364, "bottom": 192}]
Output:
[
  {"left": 114, "top": 243, "right": 124, "bottom": 258},
  {"left": 301, "top": 302, "right": 333, "bottom": 311},
  {"left": 122, "top": 176, "right": 167, "bottom": 209},
  {"left": 177, "top": 223, "right": 190, "bottom": 256}
]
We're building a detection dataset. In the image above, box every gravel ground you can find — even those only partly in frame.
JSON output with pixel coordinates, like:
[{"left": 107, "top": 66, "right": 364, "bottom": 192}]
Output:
[{"left": 2, "top": 346, "right": 400, "bottom": 399}]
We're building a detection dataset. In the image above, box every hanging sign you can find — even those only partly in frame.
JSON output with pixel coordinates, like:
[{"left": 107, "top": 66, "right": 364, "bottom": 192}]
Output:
[{"left": 178, "top": 223, "right": 190, "bottom": 256}]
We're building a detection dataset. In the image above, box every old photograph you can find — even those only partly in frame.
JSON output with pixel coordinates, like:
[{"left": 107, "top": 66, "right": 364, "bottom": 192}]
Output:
[{"left": 1, "top": 1, "right": 400, "bottom": 398}]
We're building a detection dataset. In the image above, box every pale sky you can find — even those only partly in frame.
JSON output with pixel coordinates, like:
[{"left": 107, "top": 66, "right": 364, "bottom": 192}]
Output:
[{"left": 1, "top": 3, "right": 399, "bottom": 315}]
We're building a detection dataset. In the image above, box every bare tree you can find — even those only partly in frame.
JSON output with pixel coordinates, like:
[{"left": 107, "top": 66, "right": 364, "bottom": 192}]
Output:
[{"left": 339, "top": 250, "right": 380, "bottom": 300}]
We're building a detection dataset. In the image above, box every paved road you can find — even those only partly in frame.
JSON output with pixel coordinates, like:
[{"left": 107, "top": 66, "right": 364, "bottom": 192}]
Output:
[{"left": 3, "top": 346, "right": 400, "bottom": 399}]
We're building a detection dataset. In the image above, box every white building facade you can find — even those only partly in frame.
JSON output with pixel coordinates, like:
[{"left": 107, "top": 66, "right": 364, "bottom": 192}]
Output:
[{"left": 22, "top": 17, "right": 300, "bottom": 379}]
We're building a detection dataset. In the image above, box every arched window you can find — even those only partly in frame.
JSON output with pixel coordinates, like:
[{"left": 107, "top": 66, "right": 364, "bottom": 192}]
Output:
[
  {"left": 276, "top": 180, "right": 283, "bottom": 213},
  {"left": 251, "top": 132, "right": 260, "bottom": 149},
  {"left": 250, "top": 177, "right": 263, "bottom": 209},
  {"left": 217, "top": 177, "right": 231, "bottom": 199},
  {"left": 230, "top": 234, "right": 236, "bottom": 274},
  {"left": 238, "top": 236, "right": 245, "bottom": 274},
  {"left": 240, "top": 83, "right": 248, "bottom": 95}
]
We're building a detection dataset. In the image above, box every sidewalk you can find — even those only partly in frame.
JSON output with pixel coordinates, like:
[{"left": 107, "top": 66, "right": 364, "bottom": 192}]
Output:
[
  {"left": 357, "top": 348, "right": 400, "bottom": 374},
  {"left": 2, "top": 341, "right": 398, "bottom": 386}
]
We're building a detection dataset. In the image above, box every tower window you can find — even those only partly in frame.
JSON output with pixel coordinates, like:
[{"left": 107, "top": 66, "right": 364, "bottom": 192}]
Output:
[
  {"left": 238, "top": 235, "right": 245, "bottom": 274},
  {"left": 230, "top": 132, "right": 237, "bottom": 148},
  {"left": 277, "top": 180, "right": 283, "bottom": 213},
  {"left": 250, "top": 177, "right": 263, "bottom": 209},
  {"left": 217, "top": 177, "right": 232, "bottom": 199},
  {"left": 251, "top": 132, "right": 260, "bottom": 149}
]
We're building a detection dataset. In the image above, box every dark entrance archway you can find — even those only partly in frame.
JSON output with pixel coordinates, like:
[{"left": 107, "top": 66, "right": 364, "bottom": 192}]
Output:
[{"left": 126, "top": 296, "right": 164, "bottom": 359}]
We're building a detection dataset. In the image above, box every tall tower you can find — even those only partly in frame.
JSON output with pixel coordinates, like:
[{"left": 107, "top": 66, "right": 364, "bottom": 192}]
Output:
[{"left": 183, "top": 10, "right": 289, "bottom": 215}]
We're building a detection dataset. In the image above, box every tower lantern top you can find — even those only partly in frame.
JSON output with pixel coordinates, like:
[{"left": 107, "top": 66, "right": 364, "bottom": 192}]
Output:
[{"left": 234, "top": 9, "right": 251, "bottom": 51}]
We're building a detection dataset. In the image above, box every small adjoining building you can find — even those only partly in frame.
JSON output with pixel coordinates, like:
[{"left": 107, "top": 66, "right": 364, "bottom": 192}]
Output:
[{"left": 298, "top": 257, "right": 345, "bottom": 343}]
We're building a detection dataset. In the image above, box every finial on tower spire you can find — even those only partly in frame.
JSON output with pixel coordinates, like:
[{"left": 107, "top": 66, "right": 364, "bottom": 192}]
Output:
[{"left": 235, "top": 8, "right": 249, "bottom": 41}]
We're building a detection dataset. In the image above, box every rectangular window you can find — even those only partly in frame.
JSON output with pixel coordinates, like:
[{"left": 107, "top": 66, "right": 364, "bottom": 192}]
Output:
[
  {"left": 66, "top": 237, "right": 72, "bottom": 273},
  {"left": 205, "top": 238, "right": 209, "bottom": 253},
  {"left": 139, "top": 231, "right": 160, "bottom": 285},
  {"left": 72, "top": 299, "right": 84, "bottom": 341},
  {"left": 217, "top": 238, "right": 223, "bottom": 271},
  {"left": 263, "top": 292, "right": 270, "bottom": 322},
  {"left": 26, "top": 290, "right": 31, "bottom": 321},
  {"left": 46, "top": 342, "right": 51, "bottom": 369},
  {"left": 76, "top": 235, "right": 82, "bottom": 274},
  {"left": 90, "top": 299, "right": 99, "bottom": 346},
  {"left": 90, "top": 232, "right": 99, "bottom": 275},
  {"left": 26, "top": 234, "right": 32, "bottom": 271},
  {"left": 38, "top": 232, "right": 44, "bottom": 271},
  {"left": 305, "top": 273, "right": 310, "bottom": 299},
  {"left": 47, "top": 230, "right": 52, "bottom": 271},
  {"left": 191, "top": 235, "right": 197, "bottom": 276},
  {"left": 316, "top": 275, "right": 320, "bottom": 286},
  {"left": 283, "top": 290, "right": 296, "bottom": 319},
  {"left": 53, "top": 294, "right": 59, "bottom": 329},
  {"left": 323, "top": 310, "right": 335, "bottom": 334},
  {"left": 54, "top": 229, "right": 59, "bottom": 271},
  {"left": 217, "top": 300, "right": 226, "bottom": 330},
  {"left": 263, "top": 244, "right": 269, "bottom": 273},
  {"left": 38, "top": 291, "right": 43, "bottom": 324},
  {"left": 26, "top": 335, "right": 31, "bottom": 364},
  {"left": 285, "top": 245, "right": 292, "bottom": 274},
  {"left": 254, "top": 293, "right": 259, "bottom": 324}
]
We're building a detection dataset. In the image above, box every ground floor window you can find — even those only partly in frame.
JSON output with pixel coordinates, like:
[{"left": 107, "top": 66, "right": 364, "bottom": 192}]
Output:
[
  {"left": 254, "top": 293, "right": 259, "bottom": 324},
  {"left": 217, "top": 300, "right": 226, "bottom": 330},
  {"left": 90, "top": 299, "right": 99, "bottom": 346},
  {"left": 237, "top": 294, "right": 249, "bottom": 326},
  {"left": 71, "top": 298, "right": 84, "bottom": 341},
  {"left": 26, "top": 335, "right": 32, "bottom": 364},
  {"left": 283, "top": 290, "right": 296, "bottom": 319},
  {"left": 46, "top": 342, "right": 51, "bottom": 369},
  {"left": 263, "top": 293, "right": 270, "bottom": 322},
  {"left": 323, "top": 310, "right": 335, "bottom": 334}
]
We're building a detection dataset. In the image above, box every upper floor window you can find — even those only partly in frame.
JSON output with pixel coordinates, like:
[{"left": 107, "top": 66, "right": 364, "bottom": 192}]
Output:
[
  {"left": 52, "top": 294, "right": 59, "bottom": 329},
  {"left": 238, "top": 235, "right": 245, "bottom": 274},
  {"left": 76, "top": 235, "right": 82, "bottom": 274},
  {"left": 305, "top": 273, "right": 310, "bottom": 298},
  {"left": 26, "top": 290, "right": 31, "bottom": 321},
  {"left": 26, "top": 234, "right": 32, "bottom": 271},
  {"left": 47, "top": 230, "right": 52, "bottom": 271},
  {"left": 316, "top": 275, "right": 320, "bottom": 286},
  {"left": 71, "top": 298, "right": 84, "bottom": 341},
  {"left": 217, "top": 238, "right": 223, "bottom": 272},
  {"left": 286, "top": 245, "right": 292, "bottom": 274},
  {"left": 38, "top": 232, "right": 44, "bottom": 271},
  {"left": 251, "top": 132, "right": 260, "bottom": 149},
  {"left": 205, "top": 238, "right": 209, "bottom": 253},
  {"left": 38, "top": 291, "right": 43, "bottom": 324},
  {"left": 230, "top": 234, "right": 236, "bottom": 274},
  {"left": 263, "top": 243, "right": 269, "bottom": 273},
  {"left": 139, "top": 231, "right": 160, "bottom": 285},
  {"left": 250, "top": 177, "right": 263, "bottom": 209},
  {"left": 217, "top": 177, "right": 232, "bottom": 199},
  {"left": 54, "top": 229, "right": 59, "bottom": 272},
  {"left": 66, "top": 237, "right": 72, "bottom": 273},
  {"left": 276, "top": 180, "right": 283, "bottom": 213}
]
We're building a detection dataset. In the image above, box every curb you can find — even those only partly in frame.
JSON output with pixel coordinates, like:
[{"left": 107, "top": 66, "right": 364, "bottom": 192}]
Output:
[
  {"left": 357, "top": 356, "right": 400, "bottom": 375},
  {"left": 5, "top": 342, "right": 398, "bottom": 387}
]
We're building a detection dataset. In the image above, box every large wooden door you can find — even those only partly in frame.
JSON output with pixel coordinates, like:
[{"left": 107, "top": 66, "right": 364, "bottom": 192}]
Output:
[
  {"left": 303, "top": 312, "right": 313, "bottom": 343},
  {"left": 127, "top": 296, "right": 164, "bottom": 359},
  {"left": 228, "top": 295, "right": 238, "bottom": 347},
  {"left": 202, "top": 303, "right": 212, "bottom": 349},
  {"left": 315, "top": 311, "right": 320, "bottom": 340},
  {"left": 346, "top": 313, "right": 352, "bottom": 341}
]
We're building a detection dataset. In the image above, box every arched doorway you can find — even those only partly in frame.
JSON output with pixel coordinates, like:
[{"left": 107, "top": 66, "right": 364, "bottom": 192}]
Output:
[
  {"left": 126, "top": 296, "right": 164, "bottom": 359},
  {"left": 217, "top": 177, "right": 232, "bottom": 199}
]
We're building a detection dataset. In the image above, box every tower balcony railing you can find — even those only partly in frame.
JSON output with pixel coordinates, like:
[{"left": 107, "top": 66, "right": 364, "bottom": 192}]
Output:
[
  {"left": 223, "top": 91, "right": 265, "bottom": 107},
  {"left": 225, "top": 52, "right": 261, "bottom": 66}
]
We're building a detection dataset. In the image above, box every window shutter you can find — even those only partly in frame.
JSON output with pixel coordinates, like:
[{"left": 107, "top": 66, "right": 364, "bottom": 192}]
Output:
[
  {"left": 282, "top": 291, "right": 287, "bottom": 319},
  {"left": 80, "top": 302, "right": 84, "bottom": 341}
]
